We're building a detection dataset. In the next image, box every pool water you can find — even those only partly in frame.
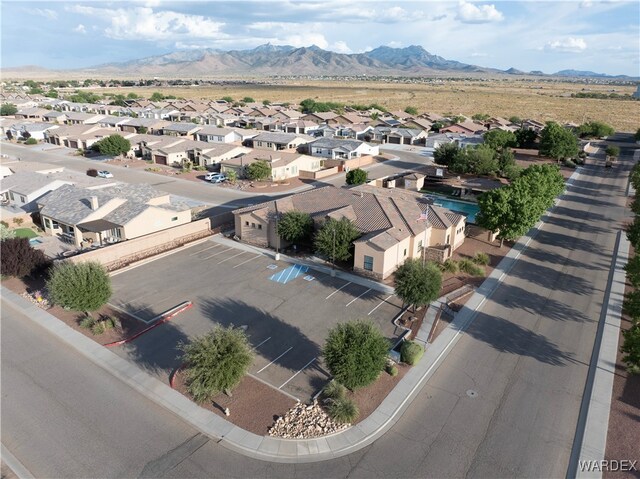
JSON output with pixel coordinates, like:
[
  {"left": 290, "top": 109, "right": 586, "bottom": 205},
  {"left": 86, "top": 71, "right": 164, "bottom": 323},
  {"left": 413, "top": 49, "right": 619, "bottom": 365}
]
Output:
[
  {"left": 432, "top": 198, "right": 480, "bottom": 223},
  {"left": 29, "top": 238, "right": 43, "bottom": 246}
]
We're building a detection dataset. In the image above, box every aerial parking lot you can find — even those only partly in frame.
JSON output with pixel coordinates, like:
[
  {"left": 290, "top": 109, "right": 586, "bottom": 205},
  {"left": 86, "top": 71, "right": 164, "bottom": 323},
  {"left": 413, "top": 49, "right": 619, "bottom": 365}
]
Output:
[{"left": 109, "top": 238, "right": 404, "bottom": 400}]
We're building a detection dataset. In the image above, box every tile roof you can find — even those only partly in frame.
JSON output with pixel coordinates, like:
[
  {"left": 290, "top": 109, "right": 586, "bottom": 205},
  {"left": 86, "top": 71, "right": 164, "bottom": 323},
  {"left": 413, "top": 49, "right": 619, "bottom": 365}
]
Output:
[
  {"left": 0, "top": 172, "right": 64, "bottom": 196},
  {"left": 253, "top": 132, "right": 313, "bottom": 144},
  {"left": 309, "top": 137, "right": 364, "bottom": 151}
]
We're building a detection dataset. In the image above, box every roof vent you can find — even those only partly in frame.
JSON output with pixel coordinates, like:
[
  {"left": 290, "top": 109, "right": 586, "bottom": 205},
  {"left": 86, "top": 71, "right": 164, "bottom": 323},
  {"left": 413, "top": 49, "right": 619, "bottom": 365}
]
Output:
[{"left": 89, "top": 196, "right": 99, "bottom": 210}]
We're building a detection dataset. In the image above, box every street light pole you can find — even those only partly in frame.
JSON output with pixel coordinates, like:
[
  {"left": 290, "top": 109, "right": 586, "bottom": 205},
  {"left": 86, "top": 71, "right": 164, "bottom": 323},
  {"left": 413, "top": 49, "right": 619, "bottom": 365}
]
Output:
[{"left": 331, "top": 224, "right": 336, "bottom": 276}]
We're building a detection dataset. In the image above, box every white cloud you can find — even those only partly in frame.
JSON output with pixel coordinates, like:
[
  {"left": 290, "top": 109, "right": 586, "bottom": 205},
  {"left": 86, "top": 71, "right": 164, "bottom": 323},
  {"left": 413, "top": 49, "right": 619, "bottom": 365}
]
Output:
[
  {"left": 66, "top": 5, "right": 227, "bottom": 41},
  {"left": 32, "top": 8, "right": 57, "bottom": 20},
  {"left": 330, "top": 41, "right": 352, "bottom": 54},
  {"left": 545, "top": 37, "right": 587, "bottom": 53},
  {"left": 470, "top": 52, "right": 488, "bottom": 57},
  {"left": 74, "top": 24, "right": 87, "bottom": 34},
  {"left": 579, "top": 1, "right": 593, "bottom": 7},
  {"left": 456, "top": 1, "right": 504, "bottom": 24}
]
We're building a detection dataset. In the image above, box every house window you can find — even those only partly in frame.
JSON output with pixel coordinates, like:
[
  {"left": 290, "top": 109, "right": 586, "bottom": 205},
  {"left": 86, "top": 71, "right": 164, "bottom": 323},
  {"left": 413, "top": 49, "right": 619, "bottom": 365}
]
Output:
[
  {"left": 245, "top": 221, "right": 249, "bottom": 226},
  {"left": 251, "top": 222, "right": 256, "bottom": 228},
  {"left": 9, "top": 191, "right": 14, "bottom": 201},
  {"left": 446, "top": 234, "right": 450, "bottom": 244},
  {"left": 258, "top": 224, "right": 262, "bottom": 230},
  {"left": 20, "top": 195, "right": 26, "bottom": 203},
  {"left": 404, "top": 248, "right": 407, "bottom": 256},
  {"left": 51, "top": 220, "right": 59, "bottom": 229},
  {"left": 44, "top": 218, "right": 51, "bottom": 228},
  {"left": 418, "top": 240, "right": 423, "bottom": 251},
  {"left": 171, "top": 216, "right": 178, "bottom": 221},
  {"left": 363, "top": 255, "right": 374, "bottom": 271}
]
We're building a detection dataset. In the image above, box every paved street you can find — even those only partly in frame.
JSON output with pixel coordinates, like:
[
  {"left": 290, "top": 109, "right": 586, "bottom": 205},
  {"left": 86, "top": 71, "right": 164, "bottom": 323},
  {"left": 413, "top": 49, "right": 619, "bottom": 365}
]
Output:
[{"left": 2, "top": 137, "right": 633, "bottom": 478}]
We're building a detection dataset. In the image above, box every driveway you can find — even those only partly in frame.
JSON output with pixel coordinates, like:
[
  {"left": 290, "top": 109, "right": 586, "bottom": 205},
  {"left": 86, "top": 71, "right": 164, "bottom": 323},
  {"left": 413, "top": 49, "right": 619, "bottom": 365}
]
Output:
[{"left": 109, "top": 239, "right": 404, "bottom": 401}]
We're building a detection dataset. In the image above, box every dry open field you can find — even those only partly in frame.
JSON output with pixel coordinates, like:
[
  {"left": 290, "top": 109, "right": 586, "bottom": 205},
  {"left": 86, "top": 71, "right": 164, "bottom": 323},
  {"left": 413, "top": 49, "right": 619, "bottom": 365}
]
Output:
[{"left": 89, "top": 79, "right": 639, "bottom": 132}]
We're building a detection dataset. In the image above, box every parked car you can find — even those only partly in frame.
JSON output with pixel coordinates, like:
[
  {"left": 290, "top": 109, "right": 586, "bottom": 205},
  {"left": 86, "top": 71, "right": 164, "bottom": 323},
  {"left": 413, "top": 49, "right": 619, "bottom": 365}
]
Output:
[
  {"left": 97, "top": 170, "right": 114, "bottom": 178},
  {"left": 205, "top": 173, "right": 227, "bottom": 183}
]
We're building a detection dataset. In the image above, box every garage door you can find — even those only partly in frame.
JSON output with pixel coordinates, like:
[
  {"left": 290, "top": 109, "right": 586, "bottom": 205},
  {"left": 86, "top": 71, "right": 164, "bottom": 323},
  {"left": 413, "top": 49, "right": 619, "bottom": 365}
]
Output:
[{"left": 155, "top": 155, "right": 167, "bottom": 165}]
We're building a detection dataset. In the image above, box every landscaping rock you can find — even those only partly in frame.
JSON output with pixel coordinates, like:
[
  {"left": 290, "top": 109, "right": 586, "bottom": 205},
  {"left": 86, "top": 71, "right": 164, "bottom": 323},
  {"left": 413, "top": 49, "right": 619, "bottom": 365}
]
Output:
[
  {"left": 21, "top": 291, "right": 51, "bottom": 309},
  {"left": 268, "top": 399, "right": 350, "bottom": 439}
]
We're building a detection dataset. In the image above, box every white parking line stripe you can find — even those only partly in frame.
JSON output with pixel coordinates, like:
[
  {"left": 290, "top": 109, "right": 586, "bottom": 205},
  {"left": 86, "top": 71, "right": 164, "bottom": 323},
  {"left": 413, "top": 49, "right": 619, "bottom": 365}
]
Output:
[
  {"left": 326, "top": 281, "right": 352, "bottom": 300},
  {"left": 279, "top": 357, "right": 316, "bottom": 389},
  {"left": 346, "top": 288, "right": 372, "bottom": 307},
  {"left": 218, "top": 251, "right": 246, "bottom": 264},
  {"left": 203, "top": 247, "right": 233, "bottom": 260},
  {"left": 252, "top": 336, "right": 271, "bottom": 350},
  {"left": 189, "top": 244, "right": 219, "bottom": 255},
  {"left": 257, "top": 347, "right": 293, "bottom": 373},
  {"left": 233, "top": 254, "right": 262, "bottom": 268},
  {"left": 368, "top": 294, "right": 394, "bottom": 315}
]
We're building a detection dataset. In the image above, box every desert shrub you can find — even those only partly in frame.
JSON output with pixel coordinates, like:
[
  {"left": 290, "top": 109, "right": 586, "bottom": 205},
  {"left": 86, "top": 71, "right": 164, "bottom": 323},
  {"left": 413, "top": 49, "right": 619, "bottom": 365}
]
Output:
[
  {"left": 0, "top": 237, "right": 49, "bottom": 278},
  {"left": 473, "top": 252, "right": 490, "bottom": 265},
  {"left": 322, "top": 380, "right": 347, "bottom": 401},
  {"left": 12, "top": 217, "right": 24, "bottom": 226},
  {"left": 458, "top": 258, "right": 485, "bottom": 276},
  {"left": 327, "top": 397, "right": 359, "bottom": 424},
  {"left": 179, "top": 325, "right": 253, "bottom": 403},
  {"left": 0, "top": 220, "right": 8, "bottom": 228},
  {"left": 0, "top": 224, "right": 15, "bottom": 240},
  {"left": 91, "top": 321, "right": 106, "bottom": 335},
  {"left": 439, "top": 259, "right": 459, "bottom": 274},
  {"left": 79, "top": 316, "right": 96, "bottom": 330},
  {"left": 621, "top": 324, "right": 640, "bottom": 374},
  {"left": 47, "top": 261, "right": 112, "bottom": 313},
  {"left": 226, "top": 170, "right": 237, "bottom": 184},
  {"left": 25, "top": 137, "right": 37, "bottom": 145},
  {"left": 563, "top": 159, "right": 576, "bottom": 168},
  {"left": 194, "top": 165, "right": 207, "bottom": 171},
  {"left": 386, "top": 362, "right": 399, "bottom": 376},
  {"left": 323, "top": 320, "right": 389, "bottom": 390},
  {"left": 400, "top": 341, "right": 424, "bottom": 365}
]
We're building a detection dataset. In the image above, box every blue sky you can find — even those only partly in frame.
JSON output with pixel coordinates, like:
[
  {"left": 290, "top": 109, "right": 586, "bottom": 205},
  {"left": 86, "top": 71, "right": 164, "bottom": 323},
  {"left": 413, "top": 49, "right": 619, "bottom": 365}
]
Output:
[{"left": 1, "top": 1, "right": 638, "bottom": 75}]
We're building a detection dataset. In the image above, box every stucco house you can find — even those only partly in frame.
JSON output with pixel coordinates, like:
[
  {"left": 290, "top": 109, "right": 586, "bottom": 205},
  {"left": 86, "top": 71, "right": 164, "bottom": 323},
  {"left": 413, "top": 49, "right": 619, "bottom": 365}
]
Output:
[
  {"left": 194, "top": 126, "right": 259, "bottom": 144},
  {"left": 232, "top": 184, "right": 465, "bottom": 280},
  {"left": 221, "top": 151, "right": 321, "bottom": 180},
  {"left": 250, "top": 132, "right": 314, "bottom": 151},
  {"left": 308, "top": 138, "right": 379, "bottom": 160},
  {"left": 37, "top": 183, "right": 191, "bottom": 248}
]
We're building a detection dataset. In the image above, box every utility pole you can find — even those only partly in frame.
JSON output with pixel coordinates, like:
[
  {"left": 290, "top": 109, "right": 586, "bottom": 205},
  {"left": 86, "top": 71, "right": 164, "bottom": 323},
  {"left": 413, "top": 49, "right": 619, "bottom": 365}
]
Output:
[{"left": 331, "top": 224, "right": 336, "bottom": 277}]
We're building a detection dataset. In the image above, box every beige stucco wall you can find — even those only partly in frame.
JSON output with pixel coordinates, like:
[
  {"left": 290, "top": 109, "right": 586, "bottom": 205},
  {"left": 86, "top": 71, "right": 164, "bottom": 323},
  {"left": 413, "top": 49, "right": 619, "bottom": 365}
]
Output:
[
  {"left": 353, "top": 235, "right": 412, "bottom": 279},
  {"left": 122, "top": 207, "right": 191, "bottom": 240},
  {"left": 235, "top": 211, "right": 269, "bottom": 246}
]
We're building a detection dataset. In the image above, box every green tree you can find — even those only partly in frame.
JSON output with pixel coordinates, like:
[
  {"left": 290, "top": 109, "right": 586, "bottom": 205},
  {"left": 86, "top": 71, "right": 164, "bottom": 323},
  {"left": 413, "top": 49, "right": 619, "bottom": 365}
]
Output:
[
  {"left": 630, "top": 163, "right": 640, "bottom": 192},
  {"left": 0, "top": 237, "right": 49, "bottom": 278},
  {"left": 345, "top": 168, "right": 368, "bottom": 185},
  {"left": 431, "top": 121, "right": 444, "bottom": 132},
  {"left": 246, "top": 160, "right": 271, "bottom": 181},
  {"left": 605, "top": 145, "right": 620, "bottom": 157},
  {"left": 621, "top": 324, "right": 640, "bottom": 374},
  {"left": 472, "top": 113, "right": 490, "bottom": 122},
  {"left": 323, "top": 320, "right": 390, "bottom": 389},
  {"left": 509, "top": 116, "right": 522, "bottom": 125},
  {"left": 577, "top": 121, "right": 615, "bottom": 139},
  {"left": 225, "top": 169, "right": 237, "bottom": 184},
  {"left": 92, "top": 135, "right": 131, "bottom": 156},
  {"left": 262, "top": 99, "right": 271, "bottom": 106},
  {"left": 179, "top": 326, "right": 253, "bottom": 402},
  {"left": 394, "top": 259, "right": 443, "bottom": 311},
  {"left": 314, "top": 217, "right": 360, "bottom": 264},
  {"left": 467, "top": 144, "right": 499, "bottom": 175},
  {"left": 0, "top": 103, "right": 17, "bottom": 116},
  {"left": 242, "top": 96, "right": 255, "bottom": 103},
  {"left": 515, "top": 128, "right": 537, "bottom": 148},
  {"left": 0, "top": 224, "right": 15, "bottom": 241},
  {"left": 137, "top": 126, "right": 148, "bottom": 134},
  {"left": 47, "top": 262, "right": 112, "bottom": 314},
  {"left": 276, "top": 210, "right": 313, "bottom": 243},
  {"left": 127, "top": 92, "right": 138, "bottom": 99},
  {"left": 150, "top": 92, "right": 165, "bottom": 102},
  {"left": 404, "top": 106, "right": 418, "bottom": 115},
  {"left": 623, "top": 290, "right": 640, "bottom": 319},
  {"left": 299, "top": 98, "right": 317, "bottom": 112},
  {"left": 44, "top": 90, "right": 59, "bottom": 98},
  {"left": 539, "top": 121, "right": 579, "bottom": 161},
  {"left": 221, "top": 96, "right": 233, "bottom": 103},
  {"left": 433, "top": 142, "right": 461, "bottom": 167},
  {"left": 25, "top": 138, "right": 37, "bottom": 145},
  {"left": 483, "top": 130, "right": 517, "bottom": 151},
  {"left": 625, "top": 255, "right": 640, "bottom": 288},
  {"left": 627, "top": 219, "right": 640, "bottom": 249}
]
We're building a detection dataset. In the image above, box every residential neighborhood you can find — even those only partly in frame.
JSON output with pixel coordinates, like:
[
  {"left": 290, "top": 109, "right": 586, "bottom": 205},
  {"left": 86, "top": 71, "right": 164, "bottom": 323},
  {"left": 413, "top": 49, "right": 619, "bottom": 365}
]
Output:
[{"left": 1, "top": 2, "right": 639, "bottom": 478}]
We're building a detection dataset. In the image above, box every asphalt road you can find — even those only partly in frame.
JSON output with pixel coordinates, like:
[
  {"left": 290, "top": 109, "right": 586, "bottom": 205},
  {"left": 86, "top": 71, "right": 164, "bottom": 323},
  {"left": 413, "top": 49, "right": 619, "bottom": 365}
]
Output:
[{"left": 2, "top": 138, "right": 632, "bottom": 478}]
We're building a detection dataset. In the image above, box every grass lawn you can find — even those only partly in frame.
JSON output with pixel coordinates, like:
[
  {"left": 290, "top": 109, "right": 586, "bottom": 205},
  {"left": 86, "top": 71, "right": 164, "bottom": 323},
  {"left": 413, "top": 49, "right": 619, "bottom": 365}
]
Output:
[{"left": 13, "top": 228, "right": 38, "bottom": 239}]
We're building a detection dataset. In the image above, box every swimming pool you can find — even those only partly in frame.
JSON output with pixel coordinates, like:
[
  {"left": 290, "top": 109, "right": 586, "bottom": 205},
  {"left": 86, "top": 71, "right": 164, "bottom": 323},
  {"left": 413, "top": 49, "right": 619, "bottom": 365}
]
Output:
[
  {"left": 432, "top": 198, "right": 480, "bottom": 223},
  {"left": 29, "top": 238, "right": 43, "bottom": 246}
]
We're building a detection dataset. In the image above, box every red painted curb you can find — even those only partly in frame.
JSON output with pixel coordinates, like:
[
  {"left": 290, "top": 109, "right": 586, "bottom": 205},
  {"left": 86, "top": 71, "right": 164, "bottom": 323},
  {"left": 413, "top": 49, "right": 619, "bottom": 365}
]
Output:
[
  {"left": 103, "top": 301, "right": 193, "bottom": 347},
  {"left": 169, "top": 364, "right": 185, "bottom": 389}
]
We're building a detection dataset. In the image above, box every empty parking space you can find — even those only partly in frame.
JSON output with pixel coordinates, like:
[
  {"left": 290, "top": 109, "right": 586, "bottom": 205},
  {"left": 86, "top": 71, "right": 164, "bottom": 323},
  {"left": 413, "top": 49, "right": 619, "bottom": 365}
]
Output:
[{"left": 110, "top": 238, "right": 403, "bottom": 400}]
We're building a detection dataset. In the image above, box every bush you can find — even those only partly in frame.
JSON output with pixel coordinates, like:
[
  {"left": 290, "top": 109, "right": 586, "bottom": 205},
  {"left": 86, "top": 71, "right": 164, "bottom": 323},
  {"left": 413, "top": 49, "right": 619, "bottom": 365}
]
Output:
[
  {"left": 563, "top": 159, "right": 576, "bottom": 169},
  {"left": 277, "top": 210, "right": 313, "bottom": 243},
  {"left": 193, "top": 165, "right": 207, "bottom": 171},
  {"left": 439, "top": 259, "right": 459, "bottom": 274},
  {"left": 226, "top": 170, "right": 237, "bottom": 184},
  {"left": 79, "top": 315, "right": 96, "bottom": 330},
  {"left": 0, "top": 224, "right": 15, "bottom": 240},
  {"left": 179, "top": 325, "right": 253, "bottom": 403},
  {"left": 473, "top": 252, "right": 490, "bottom": 265},
  {"left": 400, "top": 341, "right": 424, "bottom": 365},
  {"left": 621, "top": 324, "right": 640, "bottom": 374},
  {"left": 606, "top": 145, "right": 620, "bottom": 158},
  {"left": 182, "top": 160, "right": 193, "bottom": 172},
  {"left": 91, "top": 135, "right": 131, "bottom": 156},
  {"left": 386, "top": 362, "right": 398, "bottom": 376},
  {"left": 322, "top": 380, "right": 347, "bottom": 401},
  {"left": 47, "top": 262, "right": 112, "bottom": 313},
  {"left": 12, "top": 217, "right": 24, "bottom": 226},
  {"left": 246, "top": 160, "right": 271, "bottom": 181},
  {"left": 345, "top": 168, "right": 368, "bottom": 185},
  {"left": 327, "top": 397, "right": 359, "bottom": 424},
  {"left": 0, "top": 237, "right": 49, "bottom": 278},
  {"left": 25, "top": 138, "right": 37, "bottom": 145},
  {"left": 458, "top": 258, "right": 485, "bottom": 276},
  {"left": 323, "top": 320, "right": 389, "bottom": 390},
  {"left": 91, "top": 321, "right": 106, "bottom": 335}
]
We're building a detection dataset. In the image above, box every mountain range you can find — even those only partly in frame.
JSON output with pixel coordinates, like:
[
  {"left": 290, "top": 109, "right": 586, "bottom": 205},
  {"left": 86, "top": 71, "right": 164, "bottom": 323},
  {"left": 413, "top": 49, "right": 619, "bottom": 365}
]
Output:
[{"left": 3, "top": 44, "right": 633, "bottom": 79}]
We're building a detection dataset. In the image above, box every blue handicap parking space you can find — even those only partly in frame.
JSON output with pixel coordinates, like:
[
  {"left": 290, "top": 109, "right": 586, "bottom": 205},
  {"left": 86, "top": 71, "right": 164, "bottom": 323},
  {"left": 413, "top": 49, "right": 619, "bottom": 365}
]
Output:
[{"left": 269, "top": 264, "right": 309, "bottom": 284}]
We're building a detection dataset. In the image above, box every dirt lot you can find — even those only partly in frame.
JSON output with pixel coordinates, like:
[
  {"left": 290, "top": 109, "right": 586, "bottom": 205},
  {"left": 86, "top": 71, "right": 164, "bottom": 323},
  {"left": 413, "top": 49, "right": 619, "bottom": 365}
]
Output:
[{"left": 88, "top": 79, "right": 640, "bottom": 132}]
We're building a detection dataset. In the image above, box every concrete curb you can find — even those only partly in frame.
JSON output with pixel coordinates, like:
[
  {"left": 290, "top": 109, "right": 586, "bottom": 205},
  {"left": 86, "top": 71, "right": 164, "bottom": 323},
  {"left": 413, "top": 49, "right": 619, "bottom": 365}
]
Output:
[
  {"left": 0, "top": 167, "right": 582, "bottom": 463},
  {"left": 1, "top": 443, "right": 35, "bottom": 479}
]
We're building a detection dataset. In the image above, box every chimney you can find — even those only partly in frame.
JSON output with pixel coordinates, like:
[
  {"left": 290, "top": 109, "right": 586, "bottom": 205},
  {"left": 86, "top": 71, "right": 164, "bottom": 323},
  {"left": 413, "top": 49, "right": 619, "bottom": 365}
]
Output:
[{"left": 89, "top": 196, "right": 99, "bottom": 210}]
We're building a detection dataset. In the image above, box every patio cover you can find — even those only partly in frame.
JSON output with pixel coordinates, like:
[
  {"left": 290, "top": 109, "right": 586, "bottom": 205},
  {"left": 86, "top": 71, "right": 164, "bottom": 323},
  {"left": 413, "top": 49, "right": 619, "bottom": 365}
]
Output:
[{"left": 77, "top": 219, "right": 120, "bottom": 232}]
